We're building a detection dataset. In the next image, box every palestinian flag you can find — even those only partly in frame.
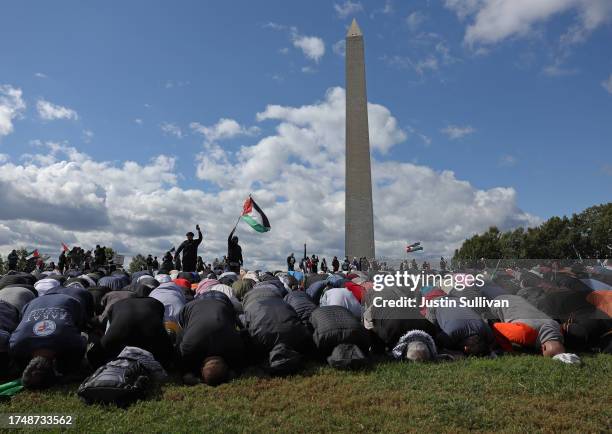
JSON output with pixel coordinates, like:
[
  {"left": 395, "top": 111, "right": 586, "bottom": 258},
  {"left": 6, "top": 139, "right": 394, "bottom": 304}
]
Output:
[{"left": 241, "top": 196, "right": 271, "bottom": 233}]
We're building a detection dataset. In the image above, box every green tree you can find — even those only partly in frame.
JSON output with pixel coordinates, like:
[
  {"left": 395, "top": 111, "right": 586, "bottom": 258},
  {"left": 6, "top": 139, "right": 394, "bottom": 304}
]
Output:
[
  {"left": 453, "top": 227, "right": 503, "bottom": 267},
  {"left": 0, "top": 254, "right": 6, "bottom": 275},
  {"left": 104, "top": 247, "right": 116, "bottom": 263},
  {"left": 128, "top": 254, "right": 148, "bottom": 273},
  {"left": 453, "top": 202, "right": 612, "bottom": 263},
  {"left": 16, "top": 247, "right": 28, "bottom": 272}
]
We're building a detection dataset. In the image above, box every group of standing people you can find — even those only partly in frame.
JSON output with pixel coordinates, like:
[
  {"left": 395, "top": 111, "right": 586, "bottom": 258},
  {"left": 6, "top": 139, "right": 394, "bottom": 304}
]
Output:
[
  {"left": 5, "top": 244, "right": 111, "bottom": 275},
  {"left": 57, "top": 245, "right": 108, "bottom": 274},
  {"left": 398, "top": 258, "right": 448, "bottom": 273},
  {"left": 146, "top": 225, "right": 244, "bottom": 275},
  {"left": 287, "top": 254, "right": 377, "bottom": 274}
]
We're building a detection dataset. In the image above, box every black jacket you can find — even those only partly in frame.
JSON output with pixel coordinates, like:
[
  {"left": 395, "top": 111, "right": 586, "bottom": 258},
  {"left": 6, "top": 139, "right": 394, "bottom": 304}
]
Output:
[
  {"left": 178, "top": 296, "right": 245, "bottom": 372},
  {"left": 227, "top": 229, "right": 243, "bottom": 265},
  {"left": 243, "top": 288, "right": 310, "bottom": 355},
  {"left": 176, "top": 230, "right": 203, "bottom": 265},
  {"left": 97, "top": 298, "right": 173, "bottom": 368}
]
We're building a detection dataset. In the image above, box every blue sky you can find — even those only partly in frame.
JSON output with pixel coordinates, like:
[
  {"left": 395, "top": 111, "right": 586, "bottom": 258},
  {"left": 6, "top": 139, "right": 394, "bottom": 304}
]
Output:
[{"left": 0, "top": 0, "right": 611, "bottom": 264}]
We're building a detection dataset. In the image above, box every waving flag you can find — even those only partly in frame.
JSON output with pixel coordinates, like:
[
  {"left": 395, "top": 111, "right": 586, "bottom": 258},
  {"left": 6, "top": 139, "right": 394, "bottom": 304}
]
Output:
[
  {"left": 61, "top": 242, "right": 69, "bottom": 252},
  {"left": 241, "top": 196, "right": 271, "bottom": 233},
  {"left": 406, "top": 242, "right": 423, "bottom": 253}
]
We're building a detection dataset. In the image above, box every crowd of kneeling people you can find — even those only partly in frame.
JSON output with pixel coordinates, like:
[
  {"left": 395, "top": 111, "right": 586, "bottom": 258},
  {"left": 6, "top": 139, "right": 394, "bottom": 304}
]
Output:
[{"left": 0, "top": 262, "right": 611, "bottom": 405}]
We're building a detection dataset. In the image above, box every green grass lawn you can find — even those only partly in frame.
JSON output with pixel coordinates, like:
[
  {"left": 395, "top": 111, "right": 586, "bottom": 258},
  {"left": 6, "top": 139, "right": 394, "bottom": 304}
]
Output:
[{"left": 2, "top": 354, "right": 611, "bottom": 433}]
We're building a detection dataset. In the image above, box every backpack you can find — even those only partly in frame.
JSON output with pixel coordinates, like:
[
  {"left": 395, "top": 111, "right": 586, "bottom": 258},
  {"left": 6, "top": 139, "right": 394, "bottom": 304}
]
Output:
[
  {"left": 327, "top": 343, "right": 367, "bottom": 370},
  {"left": 78, "top": 347, "right": 165, "bottom": 407},
  {"left": 268, "top": 343, "right": 302, "bottom": 376}
]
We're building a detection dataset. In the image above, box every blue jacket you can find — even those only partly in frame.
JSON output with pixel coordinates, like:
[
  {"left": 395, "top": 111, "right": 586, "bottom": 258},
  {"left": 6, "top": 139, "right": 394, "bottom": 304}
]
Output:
[{"left": 9, "top": 294, "right": 86, "bottom": 358}]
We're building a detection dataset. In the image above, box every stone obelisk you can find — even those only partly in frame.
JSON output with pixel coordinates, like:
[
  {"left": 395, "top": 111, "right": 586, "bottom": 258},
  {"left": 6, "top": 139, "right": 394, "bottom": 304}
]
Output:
[{"left": 345, "top": 19, "right": 375, "bottom": 259}]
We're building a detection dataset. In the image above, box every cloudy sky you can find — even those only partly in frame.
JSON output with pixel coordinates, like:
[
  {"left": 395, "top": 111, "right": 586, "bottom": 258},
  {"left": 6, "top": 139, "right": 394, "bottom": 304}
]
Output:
[{"left": 0, "top": 0, "right": 610, "bottom": 267}]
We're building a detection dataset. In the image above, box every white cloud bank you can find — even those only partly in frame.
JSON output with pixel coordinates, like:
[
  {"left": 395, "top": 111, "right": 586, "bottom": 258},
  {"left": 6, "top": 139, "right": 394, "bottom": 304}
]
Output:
[
  {"left": 441, "top": 124, "right": 476, "bottom": 139},
  {"left": 190, "top": 118, "right": 260, "bottom": 144},
  {"left": 160, "top": 122, "right": 183, "bottom": 138},
  {"left": 444, "top": 0, "right": 612, "bottom": 47},
  {"left": 37, "top": 99, "right": 78, "bottom": 121},
  {"left": 334, "top": 1, "right": 363, "bottom": 19},
  {"left": 0, "top": 85, "right": 26, "bottom": 137},
  {"left": 0, "top": 87, "right": 538, "bottom": 268},
  {"left": 292, "top": 33, "right": 326, "bottom": 63},
  {"left": 602, "top": 74, "right": 612, "bottom": 94}
]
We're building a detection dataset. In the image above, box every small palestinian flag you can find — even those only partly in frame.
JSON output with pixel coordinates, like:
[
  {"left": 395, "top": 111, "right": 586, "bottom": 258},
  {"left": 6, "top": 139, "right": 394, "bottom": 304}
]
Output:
[{"left": 241, "top": 196, "right": 271, "bottom": 233}]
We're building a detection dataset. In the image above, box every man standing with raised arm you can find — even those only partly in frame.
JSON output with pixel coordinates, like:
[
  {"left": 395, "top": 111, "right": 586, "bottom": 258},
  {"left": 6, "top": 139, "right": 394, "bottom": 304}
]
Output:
[{"left": 175, "top": 225, "right": 203, "bottom": 272}]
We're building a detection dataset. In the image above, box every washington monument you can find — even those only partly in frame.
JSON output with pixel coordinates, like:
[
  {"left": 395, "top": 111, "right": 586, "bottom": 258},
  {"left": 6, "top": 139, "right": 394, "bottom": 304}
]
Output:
[{"left": 345, "top": 19, "right": 375, "bottom": 259}]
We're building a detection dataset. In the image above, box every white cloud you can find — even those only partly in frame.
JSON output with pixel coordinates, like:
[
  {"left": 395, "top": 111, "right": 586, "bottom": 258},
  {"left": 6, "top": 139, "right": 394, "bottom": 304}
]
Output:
[
  {"left": 444, "top": 0, "right": 484, "bottom": 20},
  {"left": 0, "top": 89, "right": 537, "bottom": 268},
  {"left": 83, "top": 129, "right": 94, "bottom": 143},
  {"left": 301, "top": 66, "right": 317, "bottom": 74},
  {"left": 441, "top": 124, "right": 476, "bottom": 139},
  {"left": 406, "top": 11, "right": 427, "bottom": 32},
  {"left": 264, "top": 24, "right": 326, "bottom": 63},
  {"left": 292, "top": 33, "right": 326, "bottom": 62},
  {"left": 263, "top": 22, "right": 286, "bottom": 31},
  {"left": 408, "top": 126, "right": 432, "bottom": 146},
  {"left": 602, "top": 74, "right": 612, "bottom": 94},
  {"left": 414, "top": 57, "right": 439, "bottom": 75},
  {"left": 334, "top": 1, "right": 363, "bottom": 19},
  {"left": 371, "top": 0, "right": 394, "bottom": 18},
  {"left": 333, "top": 39, "right": 346, "bottom": 57},
  {"left": 382, "top": 1, "right": 393, "bottom": 15},
  {"left": 36, "top": 99, "right": 78, "bottom": 121},
  {"left": 165, "top": 80, "right": 190, "bottom": 89},
  {"left": 160, "top": 122, "right": 183, "bottom": 138},
  {"left": 542, "top": 63, "right": 579, "bottom": 77},
  {"left": 134, "top": 118, "right": 143, "bottom": 125},
  {"left": 499, "top": 154, "right": 518, "bottom": 167},
  {"left": 445, "top": 0, "right": 612, "bottom": 47},
  {"left": 383, "top": 34, "right": 458, "bottom": 79},
  {"left": 34, "top": 72, "right": 47, "bottom": 79},
  {"left": 384, "top": 55, "right": 440, "bottom": 76},
  {"left": 0, "top": 85, "right": 26, "bottom": 137},
  {"left": 190, "top": 118, "right": 260, "bottom": 145}
]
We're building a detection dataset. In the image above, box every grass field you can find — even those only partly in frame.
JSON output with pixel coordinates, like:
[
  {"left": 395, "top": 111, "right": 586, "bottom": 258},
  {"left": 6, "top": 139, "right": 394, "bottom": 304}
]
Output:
[{"left": 2, "top": 354, "right": 611, "bottom": 433}]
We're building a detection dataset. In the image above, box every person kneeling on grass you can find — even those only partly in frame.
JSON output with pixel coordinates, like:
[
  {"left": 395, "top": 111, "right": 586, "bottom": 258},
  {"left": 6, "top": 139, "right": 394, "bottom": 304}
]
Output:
[
  {"left": 177, "top": 292, "right": 246, "bottom": 386},
  {"left": 392, "top": 330, "right": 438, "bottom": 362},
  {"left": 242, "top": 286, "right": 312, "bottom": 375},
  {"left": 489, "top": 294, "right": 566, "bottom": 357},
  {"left": 422, "top": 291, "right": 494, "bottom": 356},
  {"left": 9, "top": 294, "right": 88, "bottom": 389},
  {"left": 149, "top": 282, "right": 187, "bottom": 323},
  {"left": 309, "top": 305, "right": 370, "bottom": 369},
  {"left": 86, "top": 297, "right": 174, "bottom": 369}
]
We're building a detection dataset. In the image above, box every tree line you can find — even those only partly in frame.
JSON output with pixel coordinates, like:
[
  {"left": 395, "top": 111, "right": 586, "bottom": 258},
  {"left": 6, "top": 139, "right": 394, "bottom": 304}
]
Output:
[{"left": 453, "top": 203, "right": 612, "bottom": 266}]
